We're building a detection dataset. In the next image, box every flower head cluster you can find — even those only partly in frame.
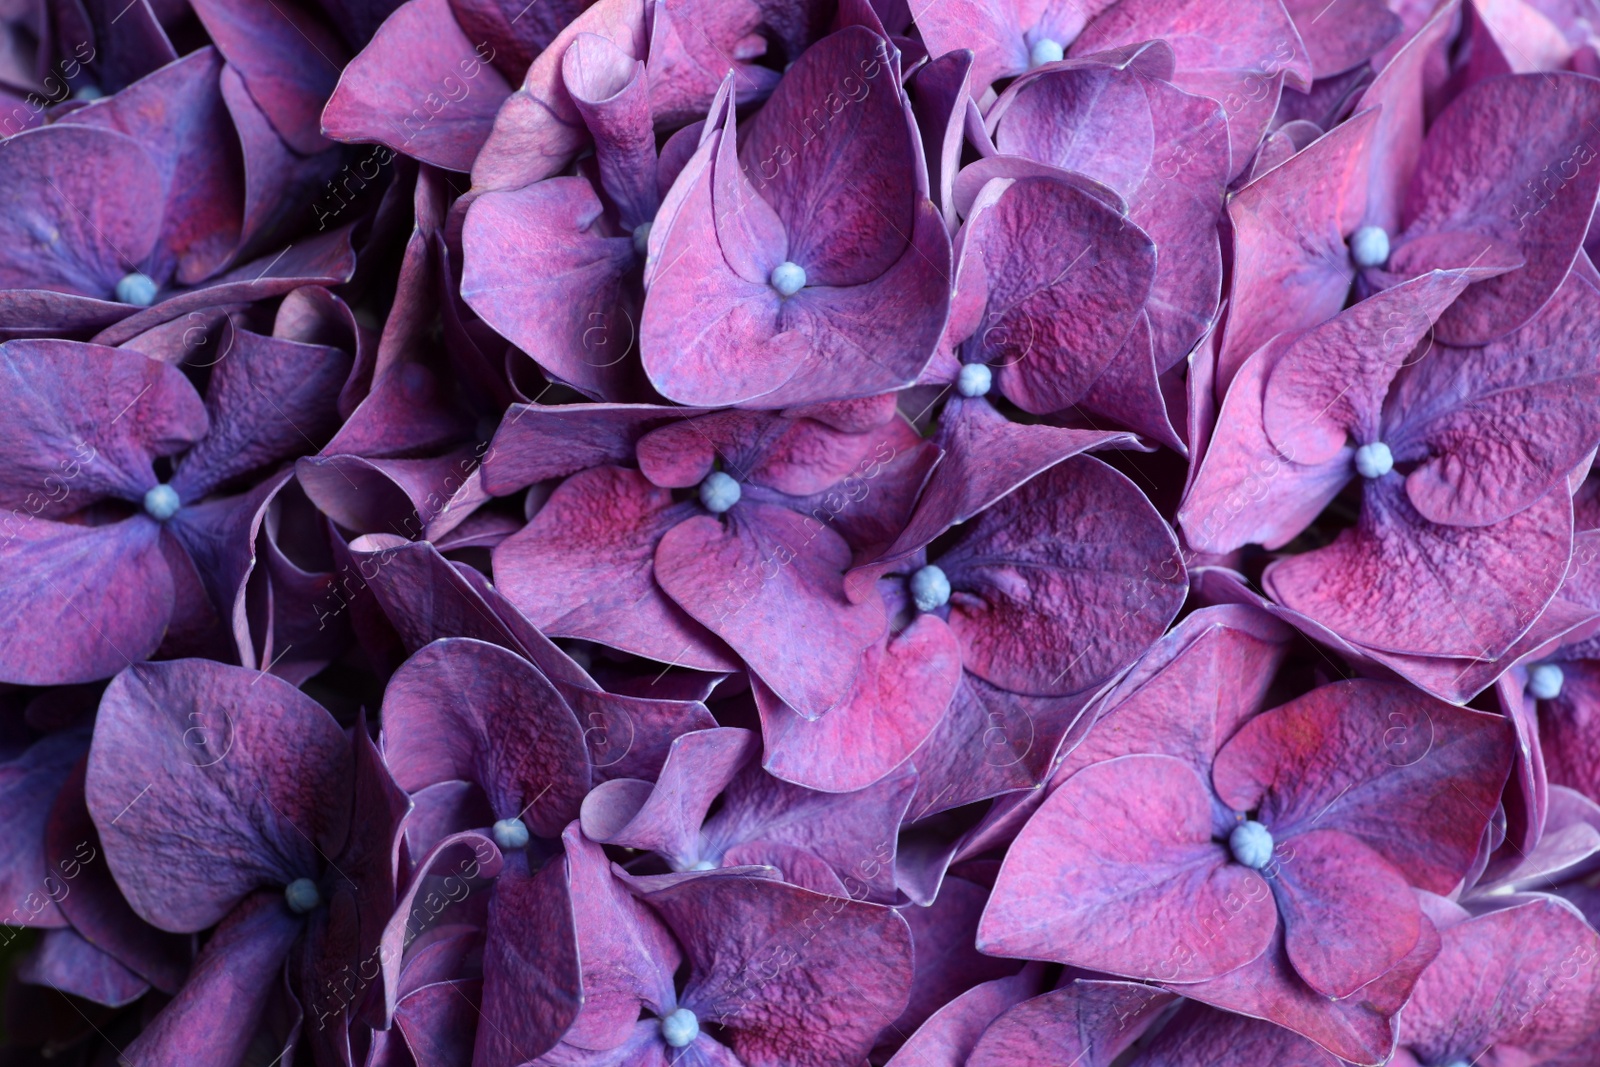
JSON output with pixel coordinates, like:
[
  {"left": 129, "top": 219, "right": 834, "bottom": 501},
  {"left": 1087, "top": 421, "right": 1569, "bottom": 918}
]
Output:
[{"left": 5, "top": 1, "right": 1600, "bottom": 1066}]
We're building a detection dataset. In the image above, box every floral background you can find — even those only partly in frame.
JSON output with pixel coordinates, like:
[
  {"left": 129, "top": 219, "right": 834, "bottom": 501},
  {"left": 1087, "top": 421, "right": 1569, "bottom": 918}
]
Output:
[{"left": 3, "top": 0, "right": 1600, "bottom": 1064}]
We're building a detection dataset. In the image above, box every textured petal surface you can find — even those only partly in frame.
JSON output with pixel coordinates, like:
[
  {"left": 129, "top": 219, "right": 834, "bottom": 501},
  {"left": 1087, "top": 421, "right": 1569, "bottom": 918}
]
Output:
[
  {"left": 86, "top": 659, "right": 350, "bottom": 932},
  {"left": 979, "top": 754, "right": 1275, "bottom": 981}
]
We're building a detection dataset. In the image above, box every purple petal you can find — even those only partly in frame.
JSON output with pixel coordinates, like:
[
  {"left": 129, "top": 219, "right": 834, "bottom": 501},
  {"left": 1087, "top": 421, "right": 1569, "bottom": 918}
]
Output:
[
  {"left": 86, "top": 659, "right": 350, "bottom": 932},
  {"left": 978, "top": 754, "right": 1275, "bottom": 981},
  {"left": 380, "top": 638, "right": 591, "bottom": 835}
]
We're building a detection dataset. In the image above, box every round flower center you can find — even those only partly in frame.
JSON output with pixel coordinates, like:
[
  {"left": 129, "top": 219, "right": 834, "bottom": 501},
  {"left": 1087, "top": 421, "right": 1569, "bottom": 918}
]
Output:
[
  {"left": 284, "top": 878, "right": 321, "bottom": 914},
  {"left": 699, "top": 471, "right": 741, "bottom": 514},
  {"left": 492, "top": 817, "right": 530, "bottom": 851},
  {"left": 143, "top": 484, "right": 181, "bottom": 521},
  {"left": 957, "top": 363, "right": 992, "bottom": 398},
  {"left": 1030, "top": 38, "right": 1065, "bottom": 67},
  {"left": 1529, "top": 663, "right": 1565, "bottom": 700},
  {"left": 1229, "top": 820, "right": 1274, "bottom": 869},
  {"left": 1353, "top": 442, "right": 1393, "bottom": 479},
  {"left": 910, "top": 564, "right": 951, "bottom": 612},
  {"left": 660, "top": 1007, "right": 699, "bottom": 1048},
  {"left": 1349, "top": 225, "right": 1390, "bottom": 269},
  {"left": 632, "top": 222, "right": 652, "bottom": 257},
  {"left": 770, "top": 261, "right": 806, "bottom": 297},
  {"left": 115, "top": 272, "right": 158, "bottom": 307}
]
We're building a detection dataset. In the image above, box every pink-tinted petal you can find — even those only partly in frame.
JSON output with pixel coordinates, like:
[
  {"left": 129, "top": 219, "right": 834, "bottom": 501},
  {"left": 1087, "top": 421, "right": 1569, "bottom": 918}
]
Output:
[
  {"left": 1386, "top": 274, "right": 1600, "bottom": 527},
  {"left": 86, "top": 659, "right": 350, "bottom": 933},
  {"left": 1216, "top": 109, "right": 1376, "bottom": 390},
  {"left": 1263, "top": 477, "right": 1572, "bottom": 660},
  {"left": 755, "top": 612, "right": 961, "bottom": 792},
  {"left": 115, "top": 891, "right": 302, "bottom": 1067},
  {"left": 17, "top": 927, "right": 149, "bottom": 1008},
  {"left": 883, "top": 969, "right": 1043, "bottom": 1067},
  {"left": 1213, "top": 679, "right": 1513, "bottom": 895},
  {"left": 941, "top": 456, "right": 1185, "bottom": 697},
  {"left": 460, "top": 176, "right": 643, "bottom": 402},
  {"left": 493, "top": 465, "right": 740, "bottom": 672},
  {"left": 579, "top": 728, "right": 755, "bottom": 866},
  {"left": 1074, "top": 0, "right": 1312, "bottom": 180},
  {"left": 1262, "top": 269, "right": 1472, "bottom": 466},
  {"left": 953, "top": 173, "right": 1156, "bottom": 415},
  {"left": 643, "top": 870, "right": 915, "bottom": 1067},
  {"left": 1284, "top": 0, "right": 1399, "bottom": 77},
  {"left": 1402, "top": 72, "right": 1600, "bottom": 345},
  {"left": 988, "top": 51, "right": 1229, "bottom": 370},
  {"left": 1270, "top": 827, "right": 1421, "bottom": 997},
  {"left": 849, "top": 397, "right": 1135, "bottom": 595},
  {"left": 0, "top": 124, "right": 163, "bottom": 311},
  {"left": 322, "top": 0, "right": 511, "bottom": 171},
  {"left": 0, "top": 338, "right": 207, "bottom": 513},
  {"left": 481, "top": 403, "right": 698, "bottom": 494},
  {"left": 1401, "top": 896, "right": 1600, "bottom": 1064},
  {"left": 656, "top": 502, "right": 888, "bottom": 716},
  {"left": 476, "top": 854, "right": 582, "bottom": 1067},
  {"left": 564, "top": 31, "right": 658, "bottom": 228},
  {"left": 0, "top": 731, "right": 87, "bottom": 930},
  {"left": 1137, "top": 1003, "right": 1342, "bottom": 1067},
  {"left": 978, "top": 754, "right": 1275, "bottom": 981},
  {"left": 1173, "top": 911, "right": 1440, "bottom": 1066},
  {"left": 191, "top": 0, "right": 347, "bottom": 155},
  {"left": 967, "top": 980, "right": 1176, "bottom": 1067}
]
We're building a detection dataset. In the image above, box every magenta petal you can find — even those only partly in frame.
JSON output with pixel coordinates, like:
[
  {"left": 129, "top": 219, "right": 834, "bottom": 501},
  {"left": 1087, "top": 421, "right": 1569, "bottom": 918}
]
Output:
[
  {"left": 1073, "top": 0, "right": 1312, "bottom": 180},
  {"left": 116, "top": 891, "right": 301, "bottom": 1067},
  {"left": 460, "top": 177, "right": 642, "bottom": 402},
  {"left": 978, "top": 754, "right": 1275, "bottom": 981},
  {"left": 890, "top": 875, "right": 1022, "bottom": 1041},
  {"left": 323, "top": 0, "right": 511, "bottom": 172},
  {"left": 1401, "top": 896, "right": 1600, "bottom": 1064},
  {"left": 61, "top": 48, "right": 243, "bottom": 285},
  {"left": 956, "top": 174, "right": 1156, "bottom": 415},
  {"left": 988, "top": 52, "right": 1228, "bottom": 370},
  {"left": 0, "top": 518, "right": 172, "bottom": 685},
  {"left": 1264, "top": 477, "right": 1572, "bottom": 659},
  {"left": 1284, "top": 0, "right": 1399, "bottom": 78},
  {"left": 1270, "top": 828, "right": 1421, "bottom": 997},
  {"left": 1173, "top": 912, "right": 1440, "bottom": 1065},
  {"left": 850, "top": 397, "right": 1136, "bottom": 594},
  {"left": 480, "top": 403, "right": 698, "bottom": 494},
  {"left": 86, "top": 659, "right": 350, "bottom": 932},
  {"left": 701, "top": 758, "right": 914, "bottom": 901},
  {"left": 1403, "top": 73, "right": 1600, "bottom": 345},
  {"left": 1055, "top": 603, "right": 1293, "bottom": 783},
  {"left": 46, "top": 760, "right": 190, "bottom": 992},
  {"left": 1261, "top": 269, "right": 1472, "bottom": 466},
  {"left": 642, "top": 870, "right": 915, "bottom": 1067},
  {"left": 941, "top": 456, "right": 1185, "bottom": 697},
  {"left": 1387, "top": 274, "right": 1600, "bottom": 527},
  {"left": 756, "top": 612, "right": 961, "bottom": 792},
  {"left": 1213, "top": 679, "right": 1513, "bottom": 895},
  {"left": 492, "top": 465, "right": 740, "bottom": 672},
  {"left": 564, "top": 32, "right": 658, "bottom": 228},
  {"left": 380, "top": 638, "right": 591, "bottom": 835},
  {"left": 909, "top": 670, "right": 1098, "bottom": 816},
  {"left": 967, "top": 980, "right": 1176, "bottom": 1067},
  {"left": 1217, "top": 109, "right": 1376, "bottom": 390},
  {"left": 656, "top": 503, "right": 888, "bottom": 716},
  {"left": 884, "top": 970, "right": 1043, "bottom": 1067},
  {"left": 559, "top": 824, "right": 680, "bottom": 1049}
]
